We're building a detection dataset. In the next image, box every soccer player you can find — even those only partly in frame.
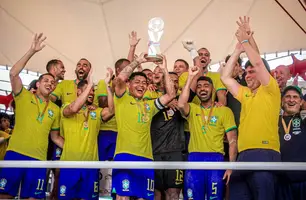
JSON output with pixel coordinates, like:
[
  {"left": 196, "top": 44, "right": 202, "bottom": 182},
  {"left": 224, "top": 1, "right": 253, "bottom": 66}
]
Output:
[
  {"left": 58, "top": 68, "right": 114, "bottom": 200},
  {"left": 112, "top": 53, "right": 176, "bottom": 200},
  {"left": 0, "top": 33, "right": 63, "bottom": 199},
  {"left": 142, "top": 69, "right": 154, "bottom": 84},
  {"left": 220, "top": 27, "right": 281, "bottom": 200},
  {"left": 0, "top": 113, "right": 11, "bottom": 160},
  {"left": 178, "top": 66, "right": 237, "bottom": 200},
  {"left": 278, "top": 86, "right": 306, "bottom": 200},
  {"left": 46, "top": 59, "right": 66, "bottom": 83},
  {"left": 151, "top": 72, "right": 186, "bottom": 200},
  {"left": 51, "top": 57, "right": 91, "bottom": 104},
  {"left": 173, "top": 59, "right": 189, "bottom": 77}
]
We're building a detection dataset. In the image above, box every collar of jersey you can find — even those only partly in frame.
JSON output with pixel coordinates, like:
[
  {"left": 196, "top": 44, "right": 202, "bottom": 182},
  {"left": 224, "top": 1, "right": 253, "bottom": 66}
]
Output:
[
  {"left": 200, "top": 105, "right": 212, "bottom": 109},
  {"left": 35, "top": 95, "right": 43, "bottom": 103},
  {"left": 128, "top": 92, "right": 143, "bottom": 102}
]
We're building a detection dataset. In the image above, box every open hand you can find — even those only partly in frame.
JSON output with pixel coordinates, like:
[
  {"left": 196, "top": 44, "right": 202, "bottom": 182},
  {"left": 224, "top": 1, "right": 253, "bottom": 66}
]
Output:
[{"left": 31, "top": 33, "right": 47, "bottom": 53}]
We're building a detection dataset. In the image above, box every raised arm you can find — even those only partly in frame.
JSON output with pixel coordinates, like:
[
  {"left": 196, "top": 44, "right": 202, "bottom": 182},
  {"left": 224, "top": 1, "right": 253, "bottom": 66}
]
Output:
[
  {"left": 220, "top": 43, "right": 244, "bottom": 97},
  {"left": 115, "top": 53, "right": 147, "bottom": 97},
  {"left": 236, "top": 16, "right": 260, "bottom": 54},
  {"left": 10, "top": 33, "right": 46, "bottom": 95},
  {"left": 157, "top": 55, "right": 176, "bottom": 106},
  {"left": 236, "top": 27, "right": 270, "bottom": 86},
  {"left": 178, "top": 66, "right": 199, "bottom": 116},
  {"left": 127, "top": 31, "right": 141, "bottom": 62},
  {"left": 101, "top": 68, "right": 115, "bottom": 122},
  {"left": 63, "top": 71, "right": 94, "bottom": 117}
]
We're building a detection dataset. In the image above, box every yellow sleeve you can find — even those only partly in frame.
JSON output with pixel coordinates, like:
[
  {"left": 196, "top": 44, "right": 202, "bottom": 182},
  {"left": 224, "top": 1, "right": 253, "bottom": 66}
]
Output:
[
  {"left": 214, "top": 75, "right": 227, "bottom": 92},
  {"left": 52, "top": 81, "right": 63, "bottom": 100},
  {"left": 179, "top": 72, "right": 188, "bottom": 90},
  {"left": 222, "top": 107, "right": 237, "bottom": 133},
  {"left": 14, "top": 87, "right": 31, "bottom": 102},
  {"left": 262, "top": 76, "right": 281, "bottom": 96},
  {"left": 186, "top": 103, "right": 195, "bottom": 121},
  {"left": 51, "top": 106, "right": 61, "bottom": 131},
  {"left": 235, "top": 85, "right": 249, "bottom": 103},
  {"left": 0, "top": 131, "right": 10, "bottom": 139},
  {"left": 143, "top": 91, "right": 153, "bottom": 100},
  {"left": 147, "top": 99, "right": 160, "bottom": 117}
]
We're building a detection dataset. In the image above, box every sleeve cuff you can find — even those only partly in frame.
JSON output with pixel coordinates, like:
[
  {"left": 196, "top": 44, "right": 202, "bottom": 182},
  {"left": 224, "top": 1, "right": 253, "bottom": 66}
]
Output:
[
  {"left": 216, "top": 88, "right": 227, "bottom": 92},
  {"left": 51, "top": 93, "right": 59, "bottom": 100},
  {"left": 225, "top": 126, "right": 237, "bottom": 133},
  {"left": 13, "top": 87, "right": 23, "bottom": 97},
  {"left": 97, "top": 94, "right": 108, "bottom": 97},
  {"left": 51, "top": 128, "right": 60, "bottom": 131},
  {"left": 115, "top": 91, "right": 126, "bottom": 98}
]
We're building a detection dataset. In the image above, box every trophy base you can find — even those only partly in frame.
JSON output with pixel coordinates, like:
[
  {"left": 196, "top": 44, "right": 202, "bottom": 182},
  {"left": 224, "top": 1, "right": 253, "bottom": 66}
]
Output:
[{"left": 145, "top": 54, "right": 163, "bottom": 63}]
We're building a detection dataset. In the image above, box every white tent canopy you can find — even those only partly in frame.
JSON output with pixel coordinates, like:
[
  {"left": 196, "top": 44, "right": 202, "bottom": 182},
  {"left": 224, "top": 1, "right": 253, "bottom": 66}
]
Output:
[{"left": 1, "top": 0, "right": 306, "bottom": 82}]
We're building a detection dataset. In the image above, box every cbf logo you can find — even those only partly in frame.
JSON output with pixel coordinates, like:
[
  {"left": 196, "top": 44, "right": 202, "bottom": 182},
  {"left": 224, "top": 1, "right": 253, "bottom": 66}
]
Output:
[
  {"left": 122, "top": 179, "right": 130, "bottom": 191},
  {"left": 187, "top": 189, "right": 193, "bottom": 199},
  {"left": 293, "top": 118, "right": 301, "bottom": 128},
  {"left": 0, "top": 179, "right": 7, "bottom": 189},
  {"left": 56, "top": 148, "right": 62, "bottom": 157},
  {"left": 60, "top": 185, "right": 66, "bottom": 196},
  {"left": 90, "top": 111, "right": 97, "bottom": 120},
  {"left": 48, "top": 109, "right": 54, "bottom": 118},
  {"left": 210, "top": 116, "right": 218, "bottom": 124},
  {"left": 145, "top": 104, "right": 150, "bottom": 111}
]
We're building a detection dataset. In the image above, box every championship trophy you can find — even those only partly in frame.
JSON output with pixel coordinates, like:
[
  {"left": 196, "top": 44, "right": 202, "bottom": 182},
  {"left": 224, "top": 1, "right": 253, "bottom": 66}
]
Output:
[{"left": 146, "top": 17, "right": 164, "bottom": 62}]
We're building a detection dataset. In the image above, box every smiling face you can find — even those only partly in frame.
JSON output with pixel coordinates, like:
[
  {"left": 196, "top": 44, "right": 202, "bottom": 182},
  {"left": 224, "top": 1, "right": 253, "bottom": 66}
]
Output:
[
  {"left": 153, "top": 66, "right": 164, "bottom": 85},
  {"left": 128, "top": 75, "right": 148, "bottom": 99},
  {"left": 282, "top": 89, "right": 302, "bottom": 115},
  {"left": 197, "top": 48, "right": 211, "bottom": 70},
  {"left": 245, "top": 66, "right": 261, "bottom": 91},
  {"left": 36, "top": 74, "right": 56, "bottom": 97},
  {"left": 274, "top": 65, "right": 291, "bottom": 90},
  {"left": 173, "top": 60, "right": 188, "bottom": 76},
  {"left": 77, "top": 83, "right": 95, "bottom": 105},
  {"left": 75, "top": 59, "right": 91, "bottom": 80},
  {"left": 196, "top": 79, "right": 213, "bottom": 102},
  {"left": 54, "top": 60, "right": 66, "bottom": 80}
]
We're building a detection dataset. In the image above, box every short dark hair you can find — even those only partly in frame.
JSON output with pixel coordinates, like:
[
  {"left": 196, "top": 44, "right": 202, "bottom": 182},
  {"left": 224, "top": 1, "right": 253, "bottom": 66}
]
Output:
[
  {"left": 38, "top": 73, "right": 55, "bottom": 82},
  {"left": 175, "top": 59, "right": 189, "bottom": 69},
  {"left": 244, "top": 58, "right": 270, "bottom": 72},
  {"left": 115, "top": 58, "right": 130, "bottom": 69},
  {"left": 129, "top": 72, "right": 147, "bottom": 81},
  {"left": 0, "top": 112, "right": 10, "bottom": 120},
  {"left": 79, "top": 58, "right": 91, "bottom": 68},
  {"left": 197, "top": 76, "right": 213, "bottom": 86},
  {"left": 77, "top": 79, "right": 88, "bottom": 89},
  {"left": 28, "top": 79, "right": 38, "bottom": 91},
  {"left": 198, "top": 47, "right": 209, "bottom": 51},
  {"left": 225, "top": 55, "right": 242, "bottom": 66},
  {"left": 169, "top": 72, "right": 178, "bottom": 76},
  {"left": 142, "top": 69, "right": 152, "bottom": 73},
  {"left": 46, "top": 59, "right": 60, "bottom": 72}
]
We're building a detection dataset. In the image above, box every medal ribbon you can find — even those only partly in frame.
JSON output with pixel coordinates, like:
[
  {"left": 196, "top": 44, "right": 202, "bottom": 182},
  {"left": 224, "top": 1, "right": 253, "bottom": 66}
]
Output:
[
  {"left": 34, "top": 95, "right": 49, "bottom": 123},
  {"left": 83, "top": 106, "right": 89, "bottom": 129},
  {"left": 281, "top": 117, "right": 293, "bottom": 135},
  {"left": 200, "top": 105, "right": 214, "bottom": 132},
  {"left": 136, "top": 99, "right": 148, "bottom": 122}
]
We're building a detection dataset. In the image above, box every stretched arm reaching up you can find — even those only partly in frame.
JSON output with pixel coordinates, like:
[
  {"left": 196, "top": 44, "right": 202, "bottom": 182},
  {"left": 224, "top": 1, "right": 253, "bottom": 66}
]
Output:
[
  {"left": 10, "top": 33, "right": 46, "bottom": 95},
  {"left": 101, "top": 68, "right": 115, "bottom": 122},
  {"left": 220, "top": 43, "right": 244, "bottom": 97},
  {"left": 236, "top": 27, "right": 270, "bottom": 86},
  {"left": 127, "top": 31, "right": 141, "bottom": 62},
  {"left": 178, "top": 66, "right": 200, "bottom": 117}
]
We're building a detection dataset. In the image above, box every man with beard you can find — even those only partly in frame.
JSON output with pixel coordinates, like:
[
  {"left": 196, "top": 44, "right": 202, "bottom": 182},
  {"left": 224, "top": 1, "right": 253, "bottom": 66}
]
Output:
[
  {"left": 178, "top": 67, "right": 237, "bottom": 200},
  {"left": 95, "top": 58, "right": 131, "bottom": 162},
  {"left": 58, "top": 69, "right": 114, "bottom": 200},
  {"left": 51, "top": 58, "right": 91, "bottom": 104},
  {"left": 0, "top": 33, "right": 63, "bottom": 199},
  {"left": 46, "top": 59, "right": 66, "bottom": 83},
  {"left": 221, "top": 27, "right": 281, "bottom": 200},
  {"left": 278, "top": 86, "right": 306, "bottom": 200},
  {"left": 112, "top": 54, "right": 175, "bottom": 200},
  {"left": 150, "top": 72, "right": 185, "bottom": 200}
]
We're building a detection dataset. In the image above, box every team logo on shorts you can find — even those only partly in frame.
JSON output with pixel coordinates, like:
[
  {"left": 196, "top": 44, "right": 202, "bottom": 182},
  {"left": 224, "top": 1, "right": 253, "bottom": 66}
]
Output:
[
  {"left": 60, "top": 185, "right": 66, "bottom": 196},
  {"left": 90, "top": 111, "right": 97, "bottom": 120},
  {"left": 187, "top": 189, "right": 193, "bottom": 199},
  {"left": 48, "top": 109, "right": 54, "bottom": 118},
  {"left": 293, "top": 118, "right": 301, "bottom": 128},
  {"left": 0, "top": 178, "right": 7, "bottom": 189},
  {"left": 56, "top": 148, "right": 62, "bottom": 157},
  {"left": 122, "top": 179, "right": 130, "bottom": 191}
]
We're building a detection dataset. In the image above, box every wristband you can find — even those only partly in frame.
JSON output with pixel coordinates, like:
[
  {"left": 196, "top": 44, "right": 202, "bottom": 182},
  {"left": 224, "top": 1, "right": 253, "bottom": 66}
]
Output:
[
  {"left": 190, "top": 49, "right": 199, "bottom": 60},
  {"left": 241, "top": 40, "right": 249, "bottom": 44}
]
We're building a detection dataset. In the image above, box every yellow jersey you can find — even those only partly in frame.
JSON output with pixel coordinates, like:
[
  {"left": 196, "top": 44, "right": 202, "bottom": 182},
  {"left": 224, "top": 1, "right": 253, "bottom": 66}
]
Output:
[
  {"left": 0, "top": 130, "right": 10, "bottom": 160},
  {"left": 8, "top": 88, "right": 60, "bottom": 160},
  {"left": 51, "top": 80, "right": 77, "bottom": 104},
  {"left": 143, "top": 90, "right": 164, "bottom": 100},
  {"left": 235, "top": 76, "right": 280, "bottom": 152},
  {"left": 186, "top": 103, "right": 236, "bottom": 154},
  {"left": 114, "top": 92, "right": 159, "bottom": 159},
  {"left": 60, "top": 104, "right": 102, "bottom": 161},
  {"left": 95, "top": 80, "right": 117, "bottom": 132}
]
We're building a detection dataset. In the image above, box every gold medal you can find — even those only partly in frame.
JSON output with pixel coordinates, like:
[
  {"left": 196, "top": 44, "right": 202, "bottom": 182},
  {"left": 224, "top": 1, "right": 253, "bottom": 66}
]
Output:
[
  {"left": 142, "top": 115, "right": 149, "bottom": 123},
  {"left": 281, "top": 116, "right": 293, "bottom": 142},
  {"left": 84, "top": 121, "right": 88, "bottom": 129}
]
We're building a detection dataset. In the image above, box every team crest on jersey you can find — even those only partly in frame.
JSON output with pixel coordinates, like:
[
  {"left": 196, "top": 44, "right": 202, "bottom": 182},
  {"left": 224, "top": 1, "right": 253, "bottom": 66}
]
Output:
[
  {"left": 187, "top": 189, "right": 193, "bottom": 199},
  {"left": 167, "top": 109, "right": 174, "bottom": 117},
  {"left": 293, "top": 118, "right": 301, "bottom": 128},
  {"left": 122, "top": 179, "right": 130, "bottom": 191},
  {"left": 0, "top": 178, "right": 7, "bottom": 189},
  {"left": 60, "top": 185, "right": 66, "bottom": 196},
  {"left": 145, "top": 104, "right": 150, "bottom": 111},
  {"left": 48, "top": 109, "right": 54, "bottom": 118},
  {"left": 90, "top": 111, "right": 97, "bottom": 120},
  {"left": 210, "top": 116, "right": 218, "bottom": 124}
]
